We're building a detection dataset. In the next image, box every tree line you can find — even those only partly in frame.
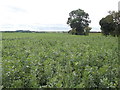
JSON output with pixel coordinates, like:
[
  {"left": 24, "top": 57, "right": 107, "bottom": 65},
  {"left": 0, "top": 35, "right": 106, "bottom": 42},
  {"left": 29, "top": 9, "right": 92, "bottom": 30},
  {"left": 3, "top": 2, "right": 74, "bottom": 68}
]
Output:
[{"left": 67, "top": 9, "right": 120, "bottom": 36}]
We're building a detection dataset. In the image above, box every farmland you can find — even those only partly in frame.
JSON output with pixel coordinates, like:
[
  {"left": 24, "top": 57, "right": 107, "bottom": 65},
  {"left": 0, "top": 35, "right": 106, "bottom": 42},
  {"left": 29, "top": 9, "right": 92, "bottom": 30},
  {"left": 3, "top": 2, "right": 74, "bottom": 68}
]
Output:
[{"left": 2, "top": 32, "right": 119, "bottom": 88}]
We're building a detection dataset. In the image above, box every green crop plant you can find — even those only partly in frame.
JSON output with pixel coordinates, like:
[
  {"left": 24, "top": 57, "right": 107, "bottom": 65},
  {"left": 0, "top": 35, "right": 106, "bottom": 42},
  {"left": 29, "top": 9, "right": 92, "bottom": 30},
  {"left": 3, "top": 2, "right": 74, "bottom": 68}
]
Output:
[{"left": 2, "top": 32, "right": 119, "bottom": 88}]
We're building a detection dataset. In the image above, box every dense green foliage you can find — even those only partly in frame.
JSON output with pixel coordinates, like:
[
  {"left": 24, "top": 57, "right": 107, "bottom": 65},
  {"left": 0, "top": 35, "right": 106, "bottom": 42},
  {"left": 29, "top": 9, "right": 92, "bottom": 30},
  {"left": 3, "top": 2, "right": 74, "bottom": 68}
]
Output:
[
  {"left": 67, "top": 9, "right": 91, "bottom": 35},
  {"left": 99, "top": 11, "right": 120, "bottom": 36},
  {"left": 2, "top": 33, "right": 119, "bottom": 88}
]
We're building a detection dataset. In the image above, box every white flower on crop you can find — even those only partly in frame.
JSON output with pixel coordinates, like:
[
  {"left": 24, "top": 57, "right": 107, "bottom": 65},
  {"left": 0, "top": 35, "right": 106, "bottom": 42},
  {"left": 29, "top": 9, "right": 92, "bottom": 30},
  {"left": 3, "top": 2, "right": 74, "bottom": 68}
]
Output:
[{"left": 26, "top": 65, "right": 29, "bottom": 68}]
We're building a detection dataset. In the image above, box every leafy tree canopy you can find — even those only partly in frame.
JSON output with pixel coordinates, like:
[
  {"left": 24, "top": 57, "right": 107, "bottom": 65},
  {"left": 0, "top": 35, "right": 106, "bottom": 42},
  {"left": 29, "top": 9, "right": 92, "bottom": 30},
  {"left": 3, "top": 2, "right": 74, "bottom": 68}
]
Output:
[
  {"left": 67, "top": 9, "right": 91, "bottom": 35},
  {"left": 99, "top": 11, "right": 120, "bottom": 36}
]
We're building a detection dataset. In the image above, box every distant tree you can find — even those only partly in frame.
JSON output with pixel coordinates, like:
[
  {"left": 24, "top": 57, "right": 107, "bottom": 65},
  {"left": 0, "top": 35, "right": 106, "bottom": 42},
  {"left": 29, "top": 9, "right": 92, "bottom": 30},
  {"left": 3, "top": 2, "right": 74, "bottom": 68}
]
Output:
[
  {"left": 109, "top": 11, "right": 120, "bottom": 36},
  {"left": 67, "top": 9, "right": 91, "bottom": 35},
  {"left": 99, "top": 11, "right": 120, "bottom": 36},
  {"left": 99, "top": 15, "right": 115, "bottom": 36},
  {"left": 84, "top": 26, "right": 92, "bottom": 35}
]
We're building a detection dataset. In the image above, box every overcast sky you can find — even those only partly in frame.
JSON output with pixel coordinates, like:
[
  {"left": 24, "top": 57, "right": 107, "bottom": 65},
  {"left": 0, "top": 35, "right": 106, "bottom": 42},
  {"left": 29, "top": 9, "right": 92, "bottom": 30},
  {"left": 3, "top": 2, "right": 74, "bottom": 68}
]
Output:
[{"left": 0, "top": 0, "right": 119, "bottom": 31}]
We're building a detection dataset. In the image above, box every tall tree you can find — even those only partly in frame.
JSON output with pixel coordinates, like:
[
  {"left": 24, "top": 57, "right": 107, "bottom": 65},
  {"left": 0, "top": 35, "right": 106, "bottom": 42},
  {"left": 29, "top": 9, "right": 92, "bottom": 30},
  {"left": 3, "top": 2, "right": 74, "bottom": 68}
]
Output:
[
  {"left": 67, "top": 9, "right": 91, "bottom": 35},
  {"left": 99, "top": 15, "right": 115, "bottom": 36},
  {"left": 109, "top": 11, "right": 120, "bottom": 36},
  {"left": 99, "top": 11, "right": 120, "bottom": 36}
]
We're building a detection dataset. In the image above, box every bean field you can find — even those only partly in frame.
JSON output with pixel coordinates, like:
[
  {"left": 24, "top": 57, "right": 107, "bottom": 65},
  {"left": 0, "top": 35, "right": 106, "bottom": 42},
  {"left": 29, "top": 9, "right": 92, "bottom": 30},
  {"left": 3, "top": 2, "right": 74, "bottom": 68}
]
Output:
[{"left": 2, "top": 33, "right": 120, "bottom": 88}]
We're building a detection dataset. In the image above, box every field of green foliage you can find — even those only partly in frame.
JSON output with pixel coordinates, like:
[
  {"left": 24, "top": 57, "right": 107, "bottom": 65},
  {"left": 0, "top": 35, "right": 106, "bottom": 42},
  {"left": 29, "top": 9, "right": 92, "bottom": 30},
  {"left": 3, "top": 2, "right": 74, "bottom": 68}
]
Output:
[{"left": 2, "top": 32, "right": 119, "bottom": 88}]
